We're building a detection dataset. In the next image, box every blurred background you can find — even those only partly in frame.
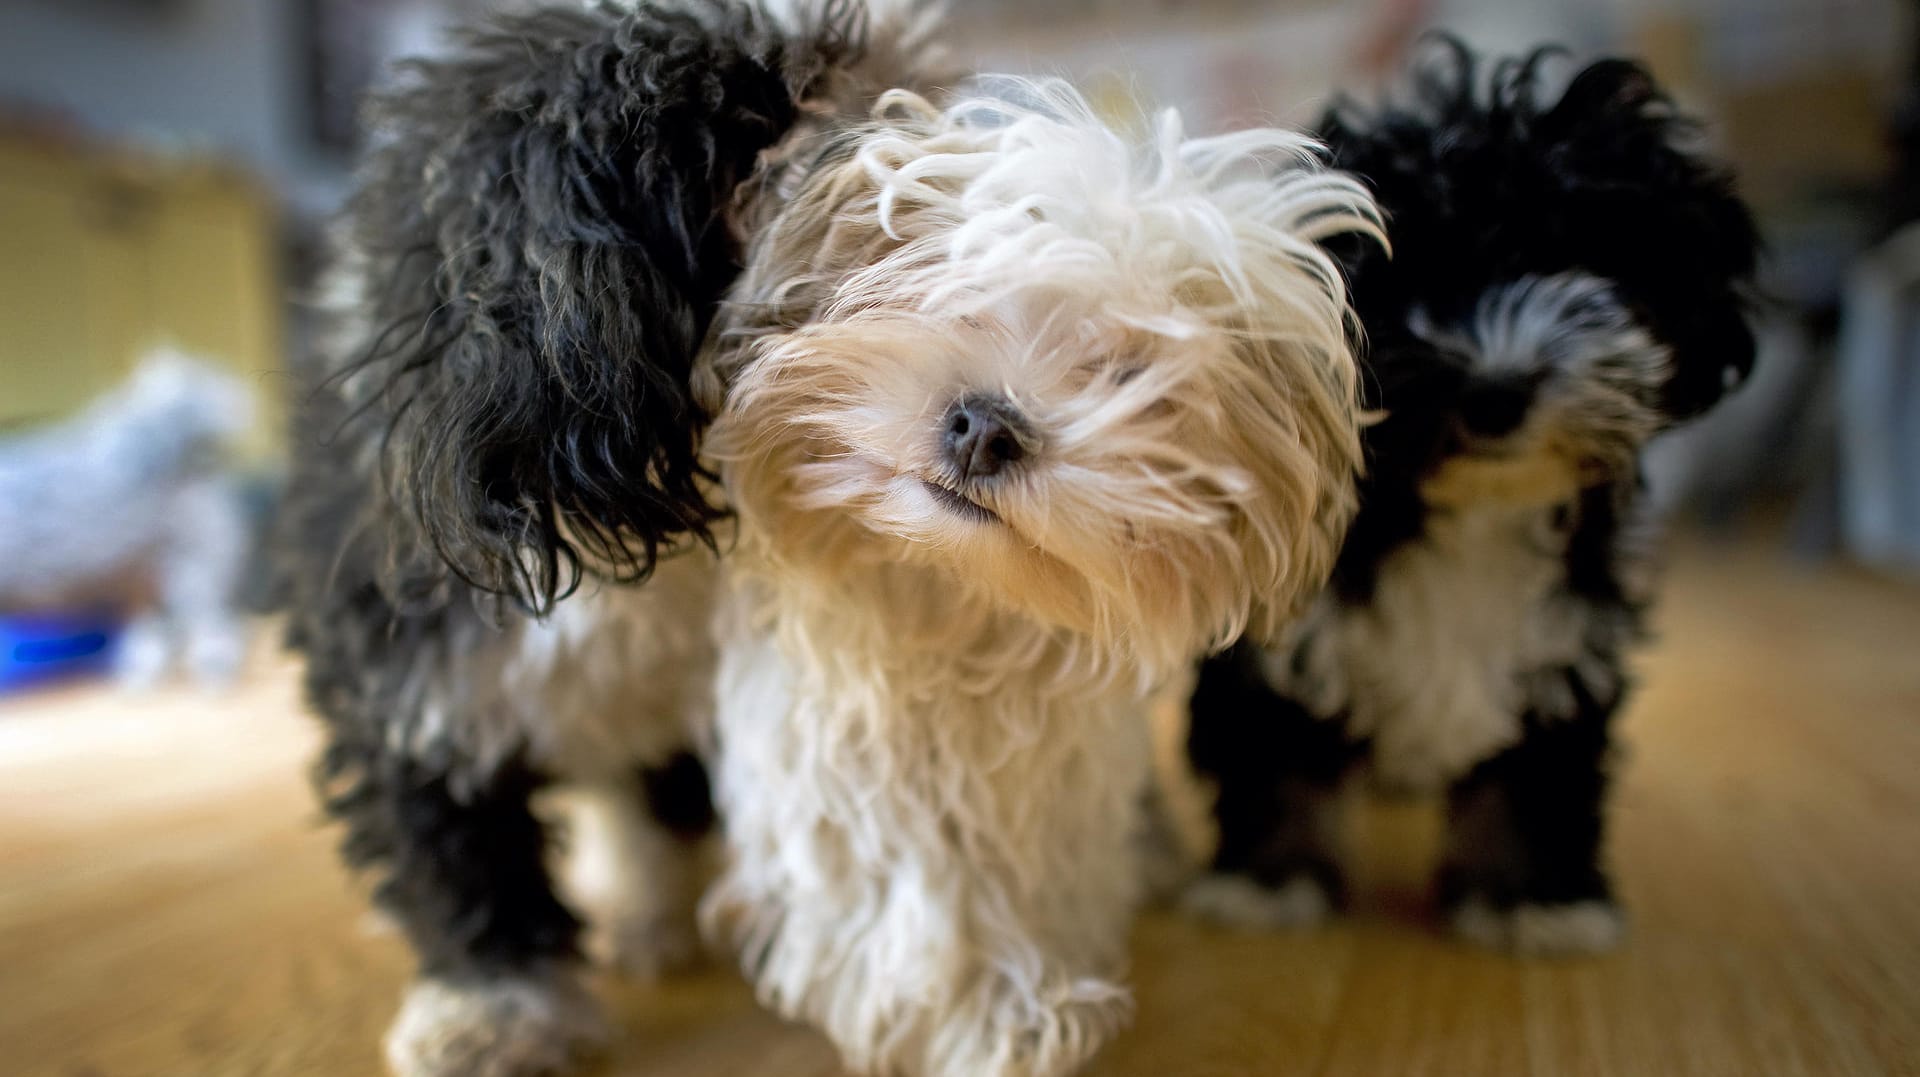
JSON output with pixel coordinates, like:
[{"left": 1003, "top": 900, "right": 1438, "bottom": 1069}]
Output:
[{"left": 1, "top": 1, "right": 1914, "bottom": 679}]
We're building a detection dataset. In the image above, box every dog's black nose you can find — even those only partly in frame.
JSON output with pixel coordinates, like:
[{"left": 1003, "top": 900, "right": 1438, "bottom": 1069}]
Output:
[{"left": 942, "top": 394, "right": 1031, "bottom": 481}]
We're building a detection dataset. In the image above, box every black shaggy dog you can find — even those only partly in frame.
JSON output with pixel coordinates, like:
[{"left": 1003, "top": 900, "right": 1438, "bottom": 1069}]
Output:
[
  {"left": 274, "top": 3, "right": 937, "bottom": 1074},
  {"left": 1181, "top": 40, "right": 1761, "bottom": 954}
]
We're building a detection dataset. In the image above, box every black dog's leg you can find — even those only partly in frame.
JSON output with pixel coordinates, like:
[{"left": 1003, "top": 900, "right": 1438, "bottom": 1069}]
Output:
[
  {"left": 1183, "top": 645, "right": 1361, "bottom": 928},
  {"left": 1438, "top": 675, "right": 1624, "bottom": 956},
  {"left": 323, "top": 740, "right": 604, "bottom": 1077}
]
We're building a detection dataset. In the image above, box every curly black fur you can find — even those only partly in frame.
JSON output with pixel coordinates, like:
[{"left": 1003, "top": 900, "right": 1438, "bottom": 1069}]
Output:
[
  {"left": 1315, "top": 39, "right": 1760, "bottom": 600},
  {"left": 336, "top": 0, "right": 859, "bottom": 608},
  {"left": 276, "top": 0, "right": 866, "bottom": 989},
  {"left": 1322, "top": 37, "right": 1760, "bottom": 416},
  {"left": 1185, "top": 42, "right": 1761, "bottom": 947},
  {"left": 324, "top": 750, "right": 583, "bottom": 976}
]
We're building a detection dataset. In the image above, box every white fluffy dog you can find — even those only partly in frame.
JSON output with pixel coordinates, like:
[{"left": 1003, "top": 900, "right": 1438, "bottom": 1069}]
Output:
[
  {"left": 0, "top": 349, "right": 254, "bottom": 688},
  {"left": 697, "top": 85, "right": 1379, "bottom": 1076}
]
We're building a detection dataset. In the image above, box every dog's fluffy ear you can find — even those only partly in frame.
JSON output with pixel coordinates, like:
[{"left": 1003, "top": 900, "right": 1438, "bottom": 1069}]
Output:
[
  {"left": 340, "top": 1, "right": 855, "bottom": 609},
  {"left": 1535, "top": 56, "right": 1760, "bottom": 418},
  {"left": 1320, "top": 37, "right": 1761, "bottom": 423}
]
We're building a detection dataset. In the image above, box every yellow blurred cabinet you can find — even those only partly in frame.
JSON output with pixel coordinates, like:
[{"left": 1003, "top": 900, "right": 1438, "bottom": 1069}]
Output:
[{"left": 0, "top": 130, "right": 282, "bottom": 457}]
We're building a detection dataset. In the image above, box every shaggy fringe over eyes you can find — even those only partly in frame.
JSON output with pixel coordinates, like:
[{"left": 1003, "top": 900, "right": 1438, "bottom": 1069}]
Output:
[
  {"left": 710, "top": 77, "right": 1383, "bottom": 652},
  {"left": 1319, "top": 35, "right": 1762, "bottom": 422},
  {"left": 1412, "top": 272, "right": 1674, "bottom": 477},
  {"left": 331, "top": 0, "right": 867, "bottom": 611},
  {"left": 845, "top": 78, "right": 1377, "bottom": 326}
]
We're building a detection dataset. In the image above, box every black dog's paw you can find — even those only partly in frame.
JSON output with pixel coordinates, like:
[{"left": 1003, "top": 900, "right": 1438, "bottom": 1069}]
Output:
[
  {"left": 1180, "top": 870, "right": 1339, "bottom": 931},
  {"left": 1448, "top": 896, "right": 1626, "bottom": 956}
]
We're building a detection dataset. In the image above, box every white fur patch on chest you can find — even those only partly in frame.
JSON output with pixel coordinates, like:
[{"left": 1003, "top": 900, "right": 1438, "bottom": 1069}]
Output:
[
  {"left": 406, "top": 553, "right": 717, "bottom": 781},
  {"left": 509, "top": 554, "right": 718, "bottom": 777},
  {"left": 1275, "top": 503, "right": 1585, "bottom": 792}
]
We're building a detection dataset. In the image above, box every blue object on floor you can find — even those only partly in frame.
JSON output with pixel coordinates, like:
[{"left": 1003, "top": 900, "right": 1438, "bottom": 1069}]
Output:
[{"left": 0, "top": 611, "right": 122, "bottom": 694}]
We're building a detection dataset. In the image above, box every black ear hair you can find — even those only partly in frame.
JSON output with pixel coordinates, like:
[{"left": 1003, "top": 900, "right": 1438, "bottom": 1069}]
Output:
[
  {"left": 1318, "top": 35, "right": 1762, "bottom": 424},
  {"left": 1535, "top": 57, "right": 1761, "bottom": 417},
  {"left": 339, "top": 0, "right": 856, "bottom": 609}
]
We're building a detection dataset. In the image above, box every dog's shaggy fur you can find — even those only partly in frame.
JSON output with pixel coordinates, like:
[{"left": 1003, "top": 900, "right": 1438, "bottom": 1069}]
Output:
[
  {"left": 276, "top": 2, "right": 1379, "bottom": 1075},
  {"left": 697, "top": 81, "right": 1377, "bottom": 1077},
  {"left": 1181, "top": 41, "right": 1761, "bottom": 955},
  {"left": 0, "top": 349, "right": 254, "bottom": 688},
  {"left": 277, "top": 6, "right": 911, "bottom": 1074}
]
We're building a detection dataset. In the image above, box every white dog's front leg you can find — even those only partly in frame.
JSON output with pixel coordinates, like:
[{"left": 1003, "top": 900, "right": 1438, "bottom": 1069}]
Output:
[
  {"left": 920, "top": 959, "right": 1135, "bottom": 1077},
  {"left": 707, "top": 808, "right": 1138, "bottom": 1077},
  {"left": 707, "top": 628, "right": 1147, "bottom": 1077}
]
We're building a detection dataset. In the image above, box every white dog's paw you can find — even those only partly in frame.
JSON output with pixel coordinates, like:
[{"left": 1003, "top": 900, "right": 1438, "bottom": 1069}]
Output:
[
  {"left": 590, "top": 913, "right": 704, "bottom": 980},
  {"left": 1013, "top": 986, "right": 1135, "bottom": 1077},
  {"left": 384, "top": 972, "right": 608, "bottom": 1077},
  {"left": 1179, "top": 872, "right": 1333, "bottom": 931},
  {"left": 1449, "top": 898, "right": 1625, "bottom": 957},
  {"left": 929, "top": 973, "right": 1134, "bottom": 1077}
]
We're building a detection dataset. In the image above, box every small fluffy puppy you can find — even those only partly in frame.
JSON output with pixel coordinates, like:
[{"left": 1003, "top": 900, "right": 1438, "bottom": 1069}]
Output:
[
  {"left": 1181, "top": 42, "right": 1761, "bottom": 955},
  {"left": 276, "top": 2, "right": 1378, "bottom": 1076},
  {"left": 0, "top": 349, "right": 254, "bottom": 688},
  {"left": 699, "top": 81, "right": 1376, "bottom": 1077}
]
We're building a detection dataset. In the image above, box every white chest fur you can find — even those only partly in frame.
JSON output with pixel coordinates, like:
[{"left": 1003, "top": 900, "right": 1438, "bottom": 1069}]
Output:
[
  {"left": 705, "top": 563, "right": 1151, "bottom": 1076},
  {"left": 1277, "top": 502, "right": 1585, "bottom": 791},
  {"left": 405, "top": 552, "right": 718, "bottom": 781}
]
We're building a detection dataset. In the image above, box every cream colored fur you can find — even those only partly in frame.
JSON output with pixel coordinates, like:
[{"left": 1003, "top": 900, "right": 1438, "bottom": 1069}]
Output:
[
  {"left": 697, "top": 81, "right": 1378, "bottom": 1077},
  {"left": 705, "top": 570, "right": 1150, "bottom": 1076}
]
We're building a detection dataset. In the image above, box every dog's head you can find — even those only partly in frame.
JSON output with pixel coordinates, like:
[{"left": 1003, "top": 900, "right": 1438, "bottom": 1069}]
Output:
[
  {"left": 1319, "top": 39, "right": 1761, "bottom": 512},
  {"left": 329, "top": 0, "right": 904, "bottom": 609},
  {"left": 702, "top": 82, "right": 1381, "bottom": 658}
]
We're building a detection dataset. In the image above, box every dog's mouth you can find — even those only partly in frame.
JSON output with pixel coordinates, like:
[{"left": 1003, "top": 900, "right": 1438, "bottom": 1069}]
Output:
[{"left": 920, "top": 478, "right": 1002, "bottom": 525}]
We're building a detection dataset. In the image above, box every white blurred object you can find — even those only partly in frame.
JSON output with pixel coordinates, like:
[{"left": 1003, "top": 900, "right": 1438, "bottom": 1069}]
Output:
[
  {"left": 1835, "top": 223, "right": 1920, "bottom": 573},
  {"left": 0, "top": 348, "right": 257, "bottom": 689}
]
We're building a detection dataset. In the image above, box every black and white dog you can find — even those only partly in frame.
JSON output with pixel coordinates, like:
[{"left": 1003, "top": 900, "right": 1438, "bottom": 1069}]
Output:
[
  {"left": 278, "top": 4, "right": 945, "bottom": 1073},
  {"left": 1181, "top": 41, "right": 1761, "bottom": 955},
  {"left": 277, "top": 2, "right": 1379, "bottom": 1075}
]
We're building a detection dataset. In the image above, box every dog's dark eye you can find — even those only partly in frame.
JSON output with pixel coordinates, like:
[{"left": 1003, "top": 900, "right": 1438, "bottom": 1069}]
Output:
[{"left": 1114, "top": 364, "right": 1145, "bottom": 386}]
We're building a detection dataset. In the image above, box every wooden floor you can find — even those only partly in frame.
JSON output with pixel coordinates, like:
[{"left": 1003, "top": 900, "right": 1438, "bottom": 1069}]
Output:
[{"left": 3, "top": 541, "right": 1918, "bottom": 1077}]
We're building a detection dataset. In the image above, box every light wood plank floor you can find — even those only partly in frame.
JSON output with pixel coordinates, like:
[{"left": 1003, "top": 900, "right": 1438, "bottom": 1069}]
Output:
[{"left": 2, "top": 541, "right": 1917, "bottom": 1076}]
